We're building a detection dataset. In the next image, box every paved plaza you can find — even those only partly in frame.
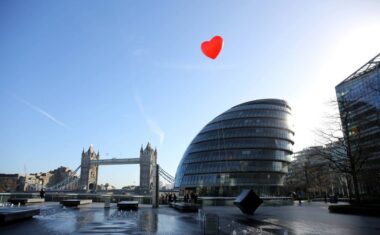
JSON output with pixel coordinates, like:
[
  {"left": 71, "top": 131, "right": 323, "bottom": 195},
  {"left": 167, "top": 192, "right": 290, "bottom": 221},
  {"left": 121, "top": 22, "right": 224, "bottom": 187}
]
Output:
[{"left": 1, "top": 201, "right": 379, "bottom": 235}]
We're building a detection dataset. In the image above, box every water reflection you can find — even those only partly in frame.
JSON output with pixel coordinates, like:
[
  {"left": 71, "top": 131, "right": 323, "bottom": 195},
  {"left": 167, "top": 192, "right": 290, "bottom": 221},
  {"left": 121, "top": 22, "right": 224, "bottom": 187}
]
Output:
[
  {"left": 138, "top": 209, "right": 158, "bottom": 232},
  {"left": 76, "top": 208, "right": 95, "bottom": 229},
  {"left": 231, "top": 217, "right": 289, "bottom": 235},
  {"left": 103, "top": 207, "right": 111, "bottom": 218},
  {"left": 18, "top": 203, "right": 290, "bottom": 234},
  {"left": 76, "top": 209, "right": 139, "bottom": 234},
  {"left": 3, "top": 202, "right": 379, "bottom": 235}
]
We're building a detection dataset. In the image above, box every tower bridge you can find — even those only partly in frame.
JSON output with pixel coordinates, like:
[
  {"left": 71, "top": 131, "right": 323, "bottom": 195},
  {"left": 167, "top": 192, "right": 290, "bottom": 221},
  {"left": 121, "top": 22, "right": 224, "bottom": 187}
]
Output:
[
  {"left": 90, "top": 158, "right": 140, "bottom": 165},
  {"left": 80, "top": 143, "right": 158, "bottom": 193},
  {"left": 35, "top": 143, "right": 174, "bottom": 197}
]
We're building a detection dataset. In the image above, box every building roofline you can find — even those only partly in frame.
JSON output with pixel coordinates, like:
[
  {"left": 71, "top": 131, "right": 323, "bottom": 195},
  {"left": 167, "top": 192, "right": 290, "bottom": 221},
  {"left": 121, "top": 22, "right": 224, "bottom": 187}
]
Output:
[
  {"left": 336, "top": 53, "right": 380, "bottom": 87},
  {"left": 233, "top": 99, "right": 291, "bottom": 110}
]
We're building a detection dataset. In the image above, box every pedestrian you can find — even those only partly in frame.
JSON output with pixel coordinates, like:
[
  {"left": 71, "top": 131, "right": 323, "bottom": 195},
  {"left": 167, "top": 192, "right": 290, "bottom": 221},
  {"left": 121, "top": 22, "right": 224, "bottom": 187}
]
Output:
[
  {"left": 184, "top": 193, "right": 188, "bottom": 203},
  {"left": 190, "top": 192, "right": 195, "bottom": 203},
  {"left": 160, "top": 195, "right": 164, "bottom": 204},
  {"left": 173, "top": 193, "right": 177, "bottom": 203},
  {"left": 40, "top": 188, "right": 45, "bottom": 199}
]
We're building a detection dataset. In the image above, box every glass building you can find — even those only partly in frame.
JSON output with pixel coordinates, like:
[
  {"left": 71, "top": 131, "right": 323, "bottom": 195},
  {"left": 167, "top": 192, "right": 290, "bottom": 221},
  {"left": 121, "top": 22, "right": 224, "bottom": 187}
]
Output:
[
  {"left": 174, "top": 99, "right": 294, "bottom": 196},
  {"left": 335, "top": 53, "right": 380, "bottom": 194}
]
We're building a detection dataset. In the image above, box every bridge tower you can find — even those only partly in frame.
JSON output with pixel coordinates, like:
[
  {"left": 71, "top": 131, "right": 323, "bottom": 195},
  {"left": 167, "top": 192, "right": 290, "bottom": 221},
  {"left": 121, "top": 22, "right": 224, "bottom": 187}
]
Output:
[
  {"left": 139, "top": 143, "right": 157, "bottom": 194},
  {"left": 80, "top": 144, "right": 99, "bottom": 191}
]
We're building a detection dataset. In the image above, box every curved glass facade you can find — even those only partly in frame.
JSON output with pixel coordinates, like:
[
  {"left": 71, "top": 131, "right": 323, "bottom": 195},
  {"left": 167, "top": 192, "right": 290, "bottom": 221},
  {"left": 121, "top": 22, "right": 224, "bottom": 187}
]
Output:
[{"left": 174, "top": 99, "right": 294, "bottom": 196}]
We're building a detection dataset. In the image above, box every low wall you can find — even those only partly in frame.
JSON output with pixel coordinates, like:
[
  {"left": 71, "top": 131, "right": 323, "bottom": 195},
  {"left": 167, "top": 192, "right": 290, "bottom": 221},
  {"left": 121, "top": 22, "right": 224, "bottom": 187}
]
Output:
[
  {"left": 199, "top": 197, "right": 235, "bottom": 206},
  {"left": 0, "top": 193, "right": 152, "bottom": 204},
  {"left": 312, "top": 197, "right": 350, "bottom": 202},
  {"left": 0, "top": 193, "right": 41, "bottom": 203},
  {"left": 45, "top": 193, "right": 152, "bottom": 204},
  {"left": 198, "top": 196, "right": 293, "bottom": 206}
]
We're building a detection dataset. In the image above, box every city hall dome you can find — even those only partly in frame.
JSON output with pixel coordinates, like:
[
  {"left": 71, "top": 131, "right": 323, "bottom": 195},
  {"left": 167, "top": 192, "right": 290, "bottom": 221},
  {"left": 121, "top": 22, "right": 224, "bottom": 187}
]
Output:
[{"left": 174, "top": 99, "right": 294, "bottom": 196}]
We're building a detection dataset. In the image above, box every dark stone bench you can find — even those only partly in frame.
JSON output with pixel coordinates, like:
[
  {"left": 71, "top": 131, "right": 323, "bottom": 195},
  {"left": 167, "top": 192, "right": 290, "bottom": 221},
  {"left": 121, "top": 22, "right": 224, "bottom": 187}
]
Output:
[
  {"left": 60, "top": 199, "right": 92, "bottom": 207},
  {"left": 0, "top": 208, "right": 40, "bottom": 225},
  {"left": 117, "top": 201, "right": 139, "bottom": 210},
  {"left": 8, "top": 198, "right": 45, "bottom": 205},
  {"left": 329, "top": 205, "right": 380, "bottom": 217},
  {"left": 172, "top": 202, "right": 200, "bottom": 212}
]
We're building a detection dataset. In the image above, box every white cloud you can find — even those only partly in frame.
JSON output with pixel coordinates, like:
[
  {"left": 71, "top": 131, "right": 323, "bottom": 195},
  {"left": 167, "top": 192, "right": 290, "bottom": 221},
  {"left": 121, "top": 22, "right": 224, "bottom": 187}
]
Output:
[
  {"left": 134, "top": 94, "right": 165, "bottom": 145},
  {"left": 11, "top": 94, "right": 68, "bottom": 128},
  {"left": 146, "top": 118, "right": 165, "bottom": 145}
]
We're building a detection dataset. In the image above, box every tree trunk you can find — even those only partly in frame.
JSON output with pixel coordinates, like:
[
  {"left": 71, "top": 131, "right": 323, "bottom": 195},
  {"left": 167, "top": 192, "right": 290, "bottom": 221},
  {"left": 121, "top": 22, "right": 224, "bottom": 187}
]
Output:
[
  {"left": 345, "top": 174, "right": 352, "bottom": 200},
  {"left": 352, "top": 170, "right": 361, "bottom": 203},
  {"left": 344, "top": 110, "right": 360, "bottom": 203}
]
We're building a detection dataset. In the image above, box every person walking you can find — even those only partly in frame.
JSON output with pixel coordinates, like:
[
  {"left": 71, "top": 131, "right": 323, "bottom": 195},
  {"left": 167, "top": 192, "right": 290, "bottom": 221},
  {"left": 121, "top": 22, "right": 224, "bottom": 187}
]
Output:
[
  {"left": 184, "top": 193, "right": 188, "bottom": 203},
  {"left": 40, "top": 188, "right": 45, "bottom": 199},
  {"left": 169, "top": 193, "right": 172, "bottom": 202}
]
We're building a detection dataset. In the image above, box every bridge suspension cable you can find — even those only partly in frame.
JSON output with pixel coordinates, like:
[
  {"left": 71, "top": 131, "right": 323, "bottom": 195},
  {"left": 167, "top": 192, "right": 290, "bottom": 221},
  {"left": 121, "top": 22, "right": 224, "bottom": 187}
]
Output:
[
  {"left": 158, "top": 166, "right": 175, "bottom": 187},
  {"left": 159, "top": 167, "right": 174, "bottom": 181},
  {"left": 44, "top": 165, "right": 81, "bottom": 191}
]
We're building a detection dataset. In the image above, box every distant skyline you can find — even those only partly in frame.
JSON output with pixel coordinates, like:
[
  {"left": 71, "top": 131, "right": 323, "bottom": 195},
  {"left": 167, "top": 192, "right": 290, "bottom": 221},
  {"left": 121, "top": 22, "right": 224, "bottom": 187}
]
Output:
[{"left": 1, "top": 1, "right": 380, "bottom": 188}]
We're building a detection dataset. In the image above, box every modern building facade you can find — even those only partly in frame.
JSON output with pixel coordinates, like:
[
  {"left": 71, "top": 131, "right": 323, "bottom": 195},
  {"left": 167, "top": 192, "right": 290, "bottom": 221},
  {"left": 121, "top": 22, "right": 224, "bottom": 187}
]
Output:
[
  {"left": 174, "top": 99, "right": 294, "bottom": 196},
  {"left": 335, "top": 53, "right": 380, "bottom": 194}
]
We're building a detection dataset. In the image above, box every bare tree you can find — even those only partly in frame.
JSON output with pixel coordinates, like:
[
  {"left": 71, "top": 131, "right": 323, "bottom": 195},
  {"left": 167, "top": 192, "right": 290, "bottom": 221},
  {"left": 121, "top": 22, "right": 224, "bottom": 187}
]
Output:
[
  {"left": 284, "top": 148, "right": 339, "bottom": 199},
  {"left": 315, "top": 98, "right": 372, "bottom": 202},
  {"left": 307, "top": 163, "right": 336, "bottom": 197}
]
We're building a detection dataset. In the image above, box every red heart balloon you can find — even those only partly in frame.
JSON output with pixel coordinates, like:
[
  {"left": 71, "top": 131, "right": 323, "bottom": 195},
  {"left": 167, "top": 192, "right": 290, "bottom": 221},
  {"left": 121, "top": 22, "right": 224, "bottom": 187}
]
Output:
[{"left": 201, "top": 35, "right": 223, "bottom": 59}]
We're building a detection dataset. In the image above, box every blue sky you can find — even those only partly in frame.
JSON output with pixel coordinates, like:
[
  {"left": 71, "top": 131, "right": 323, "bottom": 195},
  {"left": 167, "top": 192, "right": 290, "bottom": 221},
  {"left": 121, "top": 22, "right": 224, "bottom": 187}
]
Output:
[{"left": 1, "top": 0, "right": 380, "bottom": 188}]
